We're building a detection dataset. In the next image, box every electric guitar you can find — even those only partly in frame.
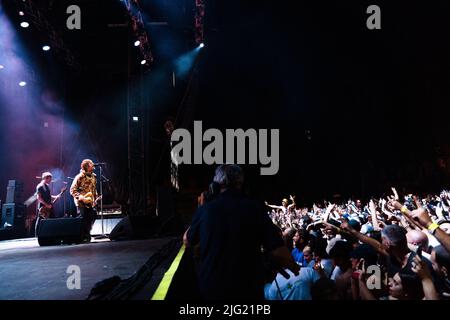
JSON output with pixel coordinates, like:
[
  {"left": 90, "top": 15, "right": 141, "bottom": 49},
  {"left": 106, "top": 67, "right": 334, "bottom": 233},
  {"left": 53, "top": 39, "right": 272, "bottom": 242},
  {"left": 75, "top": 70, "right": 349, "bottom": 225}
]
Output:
[
  {"left": 39, "top": 186, "right": 68, "bottom": 219},
  {"left": 79, "top": 192, "right": 103, "bottom": 208}
]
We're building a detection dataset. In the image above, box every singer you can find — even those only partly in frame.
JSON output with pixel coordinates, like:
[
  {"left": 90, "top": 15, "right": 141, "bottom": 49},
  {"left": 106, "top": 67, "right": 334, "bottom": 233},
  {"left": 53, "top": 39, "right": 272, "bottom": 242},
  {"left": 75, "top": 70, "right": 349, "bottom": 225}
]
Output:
[{"left": 70, "top": 159, "right": 98, "bottom": 242}]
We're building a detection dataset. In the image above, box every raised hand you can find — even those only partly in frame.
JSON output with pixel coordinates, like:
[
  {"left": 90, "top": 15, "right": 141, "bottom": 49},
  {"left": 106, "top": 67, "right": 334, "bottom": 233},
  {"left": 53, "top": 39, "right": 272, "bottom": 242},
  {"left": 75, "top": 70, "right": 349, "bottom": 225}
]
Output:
[
  {"left": 411, "top": 255, "right": 432, "bottom": 280},
  {"left": 389, "top": 200, "right": 403, "bottom": 211},
  {"left": 410, "top": 207, "right": 433, "bottom": 228},
  {"left": 313, "top": 258, "right": 325, "bottom": 277},
  {"left": 325, "top": 203, "right": 335, "bottom": 214},
  {"left": 356, "top": 259, "right": 369, "bottom": 282},
  {"left": 391, "top": 187, "right": 399, "bottom": 201},
  {"left": 436, "top": 205, "right": 445, "bottom": 220},
  {"left": 369, "top": 199, "right": 377, "bottom": 214}
]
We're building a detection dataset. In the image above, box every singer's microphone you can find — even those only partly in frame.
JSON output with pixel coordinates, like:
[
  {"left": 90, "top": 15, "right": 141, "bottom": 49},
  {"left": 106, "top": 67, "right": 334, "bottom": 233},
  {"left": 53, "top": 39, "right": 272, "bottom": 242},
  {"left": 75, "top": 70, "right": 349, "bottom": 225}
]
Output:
[
  {"left": 67, "top": 177, "right": 75, "bottom": 180},
  {"left": 93, "top": 162, "right": 107, "bottom": 166}
]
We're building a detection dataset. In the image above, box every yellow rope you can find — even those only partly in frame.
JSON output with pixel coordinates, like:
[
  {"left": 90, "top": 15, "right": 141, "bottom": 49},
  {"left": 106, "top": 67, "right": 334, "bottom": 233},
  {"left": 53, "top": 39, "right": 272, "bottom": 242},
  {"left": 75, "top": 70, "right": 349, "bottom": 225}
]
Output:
[{"left": 151, "top": 244, "right": 186, "bottom": 300}]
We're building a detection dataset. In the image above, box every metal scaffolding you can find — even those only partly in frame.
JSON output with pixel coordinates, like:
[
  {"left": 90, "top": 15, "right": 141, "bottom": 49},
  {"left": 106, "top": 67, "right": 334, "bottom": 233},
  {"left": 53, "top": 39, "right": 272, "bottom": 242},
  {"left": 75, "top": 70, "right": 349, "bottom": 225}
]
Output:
[{"left": 123, "top": 0, "right": 153, "bottom": 215}]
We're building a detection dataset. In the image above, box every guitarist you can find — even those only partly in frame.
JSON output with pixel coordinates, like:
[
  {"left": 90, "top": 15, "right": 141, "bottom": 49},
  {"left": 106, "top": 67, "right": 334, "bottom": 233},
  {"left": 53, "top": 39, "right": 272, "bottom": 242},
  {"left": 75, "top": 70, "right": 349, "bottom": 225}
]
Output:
[
  {"left": 70, "top": 159, "right": 98, "bottom": 242},
  {"left": 35, "top": 172, "right": 58, "bottom": 235}
]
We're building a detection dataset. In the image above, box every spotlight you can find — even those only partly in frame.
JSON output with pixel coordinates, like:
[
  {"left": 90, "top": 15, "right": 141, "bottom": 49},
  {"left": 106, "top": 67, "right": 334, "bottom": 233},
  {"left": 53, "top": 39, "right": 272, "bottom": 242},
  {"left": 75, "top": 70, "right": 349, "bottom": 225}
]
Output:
[
  {"left": 19, "top": 11, "right": 25, "bottom": 16},
  {"left": 42, "top": 45, "right": 51, "bottom": 51},
  {"left": 199, "top": 42, "right": 205, "bottom": 48},
  {"left": 0, "top": 65, "right": 4, "bottom": 69},
  {"left": 20, "top": 21, "right": 29, "bottom": 28},
  {"left": 134, "top": 40, "right": 140, "bottom": 47},
  {"left": 132, "top": 116, "right": 139, "bottom": 122},
  {"left": 19, "top": 81, "right": 27, "bottom": 87},
  {"left": 140, "top": 59, "right": 146, "bottom": 65}
]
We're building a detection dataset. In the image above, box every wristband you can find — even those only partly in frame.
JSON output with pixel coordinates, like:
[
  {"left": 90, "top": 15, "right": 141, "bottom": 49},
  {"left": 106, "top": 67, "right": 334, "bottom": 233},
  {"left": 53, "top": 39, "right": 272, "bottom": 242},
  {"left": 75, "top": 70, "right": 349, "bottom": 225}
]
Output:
[
  {"left": 400, "top": 206, "right": 408, "bottom": 214},
  {"left": 427, "top": 222, "right": 439, "bottom": 235}
]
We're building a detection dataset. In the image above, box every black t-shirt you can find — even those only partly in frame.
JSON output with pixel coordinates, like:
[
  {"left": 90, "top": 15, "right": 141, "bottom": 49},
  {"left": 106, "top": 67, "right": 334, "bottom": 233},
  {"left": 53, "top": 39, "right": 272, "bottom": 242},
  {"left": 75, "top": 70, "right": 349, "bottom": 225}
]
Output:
[
  {"left": 36, "top": 182, "right": 51, "bottom": 210},
  {"left": 386, "top": 251, "right": 435, "bottom": 279},
  {"left": 187, "top": 189, "right": 284, "bottom": 300}
]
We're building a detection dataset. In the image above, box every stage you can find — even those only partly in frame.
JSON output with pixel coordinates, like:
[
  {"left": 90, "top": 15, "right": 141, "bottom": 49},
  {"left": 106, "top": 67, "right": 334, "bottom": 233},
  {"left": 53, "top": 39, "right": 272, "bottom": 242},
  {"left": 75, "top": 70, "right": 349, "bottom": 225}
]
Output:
[{"left": 0, "top": 236, "right": 180, "bottom": 300}]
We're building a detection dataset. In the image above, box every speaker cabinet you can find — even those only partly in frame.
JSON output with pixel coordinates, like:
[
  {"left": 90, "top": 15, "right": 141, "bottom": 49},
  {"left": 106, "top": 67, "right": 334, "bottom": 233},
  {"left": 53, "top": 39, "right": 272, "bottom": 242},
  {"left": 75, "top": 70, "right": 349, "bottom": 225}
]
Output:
[
  {"left": 1, "top": 203, "right": 25, "bottom": 230},
  {"left": 0, "top": 203, "right": 26, "bottom": 240},
  {"left": 6, "top": 180, "right": 24, "bottom": 204},
  {"left": 37, "top": 217, "right": 84, "bottom": 246}
]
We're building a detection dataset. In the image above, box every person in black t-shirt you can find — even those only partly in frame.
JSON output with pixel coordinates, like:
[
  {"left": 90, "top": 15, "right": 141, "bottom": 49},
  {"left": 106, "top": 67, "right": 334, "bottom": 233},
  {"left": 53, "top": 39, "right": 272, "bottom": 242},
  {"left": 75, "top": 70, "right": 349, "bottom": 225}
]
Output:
[
  {"left": 35, "top": 172, "right": 58, "bottom": 235},
  {"left": 184, "top": 164, "right": 299, "bottom": 300}
]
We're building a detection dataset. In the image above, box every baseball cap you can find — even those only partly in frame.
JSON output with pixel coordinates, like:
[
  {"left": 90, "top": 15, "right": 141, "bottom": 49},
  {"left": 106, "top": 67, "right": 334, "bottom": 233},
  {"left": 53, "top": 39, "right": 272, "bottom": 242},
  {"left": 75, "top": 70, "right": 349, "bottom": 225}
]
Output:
[{"left": 348, "top": 219, "right": 361, "bottom": 232}]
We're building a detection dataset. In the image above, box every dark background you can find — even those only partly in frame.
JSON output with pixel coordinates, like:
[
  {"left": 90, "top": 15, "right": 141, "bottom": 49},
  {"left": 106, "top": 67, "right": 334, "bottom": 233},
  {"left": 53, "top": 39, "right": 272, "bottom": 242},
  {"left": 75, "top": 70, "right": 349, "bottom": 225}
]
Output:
[{"left": 0, "top": 0, "right": 449, "bottom": 218}]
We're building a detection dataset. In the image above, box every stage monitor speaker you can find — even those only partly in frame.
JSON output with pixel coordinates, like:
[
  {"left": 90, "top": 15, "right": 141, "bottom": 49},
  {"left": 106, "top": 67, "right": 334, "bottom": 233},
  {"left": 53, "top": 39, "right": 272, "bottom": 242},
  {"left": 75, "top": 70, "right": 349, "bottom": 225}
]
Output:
[
  {"left": 109, "top": 215, "right": 158, "bottom": 241},
  {"left": 6, "top": 180, "right": 24, "bottom": 204},
  {"left": 1, "top": 203, "right": 25, "bottom": 230},
  {"left": 37, "top": 217, "right": 84, "bottom": 246}
]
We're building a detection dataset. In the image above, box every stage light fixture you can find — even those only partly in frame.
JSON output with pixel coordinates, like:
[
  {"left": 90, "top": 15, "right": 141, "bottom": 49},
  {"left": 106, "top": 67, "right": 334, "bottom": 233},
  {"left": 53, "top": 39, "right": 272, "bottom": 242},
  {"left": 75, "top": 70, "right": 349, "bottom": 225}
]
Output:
[
  {"left": 19, "top": 81, "right": 27, "bottom": 87},
  {"left": 140, "top": 59, "right": 146, "bottom": 65},
  {"left": 0, "top": 64, "right": 4, "bottom": 69},
  {"left": 20, "top": 21, "right": 29, "bottom": 28},
  {"left": 19, "top": 11, "right": 25, "bottom": 16},
  {"left": 134, "top": 40, "right": 140, "bottom": 47},
  {"left": 199, "top": 42, "right": 205, "bottom": 48},
  {"left": 42, "top": 45, "right": 51, "bottom": 51},
  {"left": 132, "top": 116, "right": 139, "bottom": 122}
]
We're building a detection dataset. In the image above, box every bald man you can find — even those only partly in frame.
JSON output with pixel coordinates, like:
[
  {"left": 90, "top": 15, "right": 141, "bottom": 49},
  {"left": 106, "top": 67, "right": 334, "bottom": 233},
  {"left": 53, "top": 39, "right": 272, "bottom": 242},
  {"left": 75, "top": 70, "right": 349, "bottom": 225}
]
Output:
[{"left": 406, "top": 230, "right": 429, "bottom": 253}]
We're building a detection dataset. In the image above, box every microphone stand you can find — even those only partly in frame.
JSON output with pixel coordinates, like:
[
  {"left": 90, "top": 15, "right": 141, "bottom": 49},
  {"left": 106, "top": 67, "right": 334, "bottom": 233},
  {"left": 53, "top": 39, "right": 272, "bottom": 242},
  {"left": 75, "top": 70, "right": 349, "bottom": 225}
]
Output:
[
  {"left": 94, "top": 164, "right": 109, "bottom": 240},
  {"left": 66, "top": 177, "right": 75, "bottom": 217}
]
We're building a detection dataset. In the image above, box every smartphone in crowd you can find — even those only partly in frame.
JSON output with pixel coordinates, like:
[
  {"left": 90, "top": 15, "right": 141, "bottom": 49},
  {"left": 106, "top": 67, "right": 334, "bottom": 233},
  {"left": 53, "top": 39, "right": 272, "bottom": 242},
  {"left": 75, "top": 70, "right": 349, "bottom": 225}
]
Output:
[
  {"left": 351, "top": 260, "right": 366, "bottom": 280},
  {"left": 416, "top": 247, "right": 422, "bottom": 258}
]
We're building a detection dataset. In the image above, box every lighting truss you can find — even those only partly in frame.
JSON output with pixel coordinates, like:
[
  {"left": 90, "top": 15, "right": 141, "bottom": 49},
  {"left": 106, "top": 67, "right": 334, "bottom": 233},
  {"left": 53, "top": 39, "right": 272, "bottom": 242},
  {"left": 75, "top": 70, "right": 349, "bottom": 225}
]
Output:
[
  {"left": 16, "top": 0, "right": 79, "bottom": 69},
  {"left": 121, "top": 0, "right": 153, "bottom": 67},
  {"left": 194, "top": 0, "right": 205, "bottom": 45}
]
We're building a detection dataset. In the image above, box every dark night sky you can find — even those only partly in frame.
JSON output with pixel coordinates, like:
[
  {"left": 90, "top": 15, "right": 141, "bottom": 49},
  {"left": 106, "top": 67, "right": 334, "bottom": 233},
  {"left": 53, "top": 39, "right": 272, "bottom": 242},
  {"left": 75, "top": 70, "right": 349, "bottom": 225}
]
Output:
[{"left": 1, "top": 0, "right": 449, "bottom": 208}]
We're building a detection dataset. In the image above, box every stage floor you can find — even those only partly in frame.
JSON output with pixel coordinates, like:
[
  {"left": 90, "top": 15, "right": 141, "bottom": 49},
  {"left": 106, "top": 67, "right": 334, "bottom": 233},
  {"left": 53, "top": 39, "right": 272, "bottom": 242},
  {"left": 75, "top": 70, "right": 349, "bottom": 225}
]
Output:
[{"left": 0, "top": 236, "right": 178, "bottom": 300}]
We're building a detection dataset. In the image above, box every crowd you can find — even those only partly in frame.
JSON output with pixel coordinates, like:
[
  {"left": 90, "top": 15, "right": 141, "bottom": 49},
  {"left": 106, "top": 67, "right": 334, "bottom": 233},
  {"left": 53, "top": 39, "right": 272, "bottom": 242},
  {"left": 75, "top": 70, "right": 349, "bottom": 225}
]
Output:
[
  {"left": 264, "top": 188, "right": 450, "bottom": 300},
  {"left": 184, "top": 165, "right": 450, "bottom": 301}
]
